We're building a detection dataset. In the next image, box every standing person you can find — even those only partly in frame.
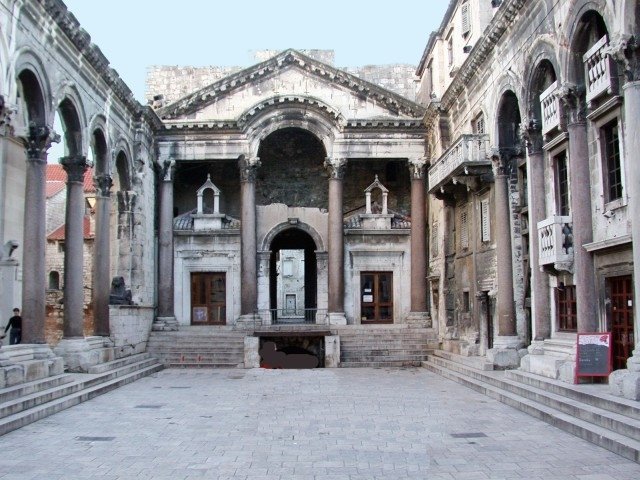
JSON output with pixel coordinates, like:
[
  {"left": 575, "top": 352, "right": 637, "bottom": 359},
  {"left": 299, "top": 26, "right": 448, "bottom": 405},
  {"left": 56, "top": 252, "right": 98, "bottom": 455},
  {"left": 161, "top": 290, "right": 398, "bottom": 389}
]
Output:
[{"left": 2, "top": 308, "right": 22, "bottom": 345}]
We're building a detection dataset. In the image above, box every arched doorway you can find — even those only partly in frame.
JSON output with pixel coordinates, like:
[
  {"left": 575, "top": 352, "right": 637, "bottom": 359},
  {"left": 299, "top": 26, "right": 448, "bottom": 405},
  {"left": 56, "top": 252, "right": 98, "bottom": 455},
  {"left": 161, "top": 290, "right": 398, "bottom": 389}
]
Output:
[{"left": 269, "top": 228, "right": 318, "bottom": 323}]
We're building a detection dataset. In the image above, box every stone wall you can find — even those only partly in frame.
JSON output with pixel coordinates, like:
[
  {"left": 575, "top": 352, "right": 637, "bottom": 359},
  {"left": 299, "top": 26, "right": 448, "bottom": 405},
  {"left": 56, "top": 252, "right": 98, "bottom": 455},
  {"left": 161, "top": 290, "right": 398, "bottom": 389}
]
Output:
[
  {"left": 344, "top": 64, "right": 417, "bottom": 102},
  {"left": 109, "top": 305, "right": 155, "bottom": 358}
]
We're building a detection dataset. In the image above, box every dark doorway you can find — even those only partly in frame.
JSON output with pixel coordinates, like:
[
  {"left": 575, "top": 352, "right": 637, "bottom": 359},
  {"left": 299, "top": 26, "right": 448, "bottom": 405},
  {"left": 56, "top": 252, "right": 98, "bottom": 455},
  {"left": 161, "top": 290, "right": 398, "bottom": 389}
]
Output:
[
  {"left": 191, "top": 272, "right": 226, "bottom": 325},
  {"left": 269, "top": 228, "right": 317, "bottom": 323},
  {"left": 606, "top": 275, "right": 634, "bottom": 371}
]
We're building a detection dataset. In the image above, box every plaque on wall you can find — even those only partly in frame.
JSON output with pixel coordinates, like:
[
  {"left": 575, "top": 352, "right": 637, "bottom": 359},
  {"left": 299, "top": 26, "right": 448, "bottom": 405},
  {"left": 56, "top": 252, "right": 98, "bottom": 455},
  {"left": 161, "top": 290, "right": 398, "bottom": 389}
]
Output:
[
  {"left": 192, "top": 307, "right": 208, "bottom": 324},
  {"left": 363, "top": 295, "right": 374, "bottom": 303}
]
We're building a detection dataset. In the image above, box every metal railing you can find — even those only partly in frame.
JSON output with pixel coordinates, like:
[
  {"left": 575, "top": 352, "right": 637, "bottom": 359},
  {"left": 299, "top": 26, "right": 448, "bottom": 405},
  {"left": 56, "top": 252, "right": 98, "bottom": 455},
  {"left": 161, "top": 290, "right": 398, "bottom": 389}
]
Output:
[{"left": 253, "top": 308, "right": 328, "bottom": 326}]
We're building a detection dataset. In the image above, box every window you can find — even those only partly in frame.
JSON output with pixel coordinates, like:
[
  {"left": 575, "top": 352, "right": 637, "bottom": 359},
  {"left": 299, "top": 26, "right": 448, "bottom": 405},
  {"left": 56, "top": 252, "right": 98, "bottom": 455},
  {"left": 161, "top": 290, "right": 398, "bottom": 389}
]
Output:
[
  {"left": 48, "top": 271, "right": 60, "bottom": 290},
  {"left": 461, "top": 1, "right": 471, "bottom": 37},
  {"left": 601, "top": 119, "right": 622, "bottom": 202},
  {"left": 462, "top": 291, "right": 470, "bottom": 312},
  {"left": 556, "top": 284, "right": 577, "bottom": 332},
  {"left": 554, "top": 151, "right": 570, "bottom": 216},
  {"left": 447, "top": 32, "right": 454, "bottom": 67},
  {"left": 473, "top": 113, "right": 485, "bottom": 135},
  {"left": 460, "top": 208, "right": 469, "bottom": 250},
  {"left": 480, "top": 199, "right": 491, "bottom": 242}
]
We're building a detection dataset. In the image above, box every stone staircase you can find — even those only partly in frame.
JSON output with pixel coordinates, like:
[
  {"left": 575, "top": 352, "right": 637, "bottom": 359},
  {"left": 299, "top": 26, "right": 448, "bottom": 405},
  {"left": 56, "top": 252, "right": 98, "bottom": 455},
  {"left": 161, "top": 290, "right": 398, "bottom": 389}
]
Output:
[
  {"left": 0, "top": 353, "right": 162, "bottom": 436},
  {"left": 146, "top": 327, "right": 245, "bottom": 368},
  {"left": 423, "top": 350, "right": 640, "bottom": 462},
  {"left": 338, "top": 326, "right": 438, "bottom": 367}
]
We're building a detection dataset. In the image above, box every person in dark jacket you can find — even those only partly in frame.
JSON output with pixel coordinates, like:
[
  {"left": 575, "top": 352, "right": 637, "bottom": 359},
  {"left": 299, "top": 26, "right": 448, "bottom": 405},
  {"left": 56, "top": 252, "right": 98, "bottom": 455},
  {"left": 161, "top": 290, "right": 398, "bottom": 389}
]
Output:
[{"left": 2, "top": 308, "right": 22, "bottom": 345}]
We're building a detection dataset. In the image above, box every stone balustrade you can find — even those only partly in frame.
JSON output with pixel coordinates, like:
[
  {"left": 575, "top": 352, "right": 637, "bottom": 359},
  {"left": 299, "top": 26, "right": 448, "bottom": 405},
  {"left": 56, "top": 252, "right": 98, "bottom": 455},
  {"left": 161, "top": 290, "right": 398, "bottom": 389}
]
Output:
[
  {"left": 540, "top": 80, "right": 561, "bottom": 135},
  {"left": 584, "top": 35, "right": 616, "bottom": 104},
  {"left": 537, "top": 215, "right": 573, "bottom": 268},
  {"left": 428, "top": 134, "right": 490, "bottom": 193}
]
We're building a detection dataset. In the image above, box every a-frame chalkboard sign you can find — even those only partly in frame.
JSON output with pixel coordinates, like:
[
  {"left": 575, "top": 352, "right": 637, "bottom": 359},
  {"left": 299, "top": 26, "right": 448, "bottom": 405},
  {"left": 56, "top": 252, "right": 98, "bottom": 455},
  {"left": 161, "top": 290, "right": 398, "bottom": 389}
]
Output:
[{"left": 575, "top": 333, "right": 612, "bottom": 383}]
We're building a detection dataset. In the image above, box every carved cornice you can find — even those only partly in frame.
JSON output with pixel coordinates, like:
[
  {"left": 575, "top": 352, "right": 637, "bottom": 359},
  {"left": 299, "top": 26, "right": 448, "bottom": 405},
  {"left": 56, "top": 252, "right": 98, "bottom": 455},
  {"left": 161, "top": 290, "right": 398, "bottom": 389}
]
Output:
[
  {"left": 237, "top": 95, "right": 345, "bottom": 128},
  {"left": 158, "top": 49, "right": 426, "bottom": 120},
  {"left": 238, "top": 156, "right": 261, "bottom": 182},
  {"left": 433, "top": 0, "right": 527, "bottom": 114},
  {"left": 60, "top": 155, "right": 90, "bottom": 183},
  {"left": 324, "top": 157, "right": 347, "bottom": 180},
  {"left": 94, "top": 174, "right": 113, "bottom": 197}
]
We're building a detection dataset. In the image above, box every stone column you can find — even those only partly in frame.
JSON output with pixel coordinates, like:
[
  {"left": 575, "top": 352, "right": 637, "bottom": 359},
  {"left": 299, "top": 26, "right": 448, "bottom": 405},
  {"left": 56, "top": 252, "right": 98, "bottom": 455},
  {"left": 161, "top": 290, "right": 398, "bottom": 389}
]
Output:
[
  {"left": 487, "top": 153, "right": 520, "bottom": 368},
  {"left": 21, "top": 124, "right": 56, "bottom": 344},
  {"left": 92, "top": 174, "right": 112, "bottom": 337},
  {"left": 563, "top": 91, "right": 597, "bottom": 334},
  {"left": 237, "top": 156, "right": 260, "bottom": 326},
  {"left": 153, "top": 159, "right": 178, "bottom": 331},
  {"left": 60, "top": 155, "right": 89, "bottom": 338},
  {"left": 116, "top": 190, "right": 135, "bottom": 287},
  {"left": 523, "top": 126, "right": 550, "bottom": 340},
  {"left": 324, "top": 157, "right": 347, "bottom": 325},
  {"left": 406, "top": 158, "right": 430, "bottom": 327}
]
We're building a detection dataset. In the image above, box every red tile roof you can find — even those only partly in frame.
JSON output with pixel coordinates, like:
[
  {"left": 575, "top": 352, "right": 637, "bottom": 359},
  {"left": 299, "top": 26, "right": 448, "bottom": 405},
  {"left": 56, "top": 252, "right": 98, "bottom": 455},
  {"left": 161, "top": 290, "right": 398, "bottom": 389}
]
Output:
[
  {"left": 47, "top": 215, "right": 93, "bottom": 241},
  {"left": 46, "top": 164, "right": 95, "bottom": 195},
  {"left": 46, "top": 181, "right": 65, "bottom": 198}
]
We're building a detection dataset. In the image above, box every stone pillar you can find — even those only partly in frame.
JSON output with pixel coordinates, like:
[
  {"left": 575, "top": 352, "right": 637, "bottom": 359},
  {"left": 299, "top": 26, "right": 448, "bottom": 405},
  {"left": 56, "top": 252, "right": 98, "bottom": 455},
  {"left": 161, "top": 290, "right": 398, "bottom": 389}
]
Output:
[
  {"left": 406, "top": 158, "right": 430, "bottom": 327},
  {"left": 153, "top": 159, "right": 178, "bottom": 331},
  {"left": 21, "top": 124, "right": 56, "bottom": 344},
  {"left": 523, "top": 127, "right": 550, "bottom": 340},
  {"left": 487, "top": 153, "right": 520, "bottom": 368},
  {"left": 563, "top": 92, "right": 597, "bottom": 334},
  {"left": 609, "top": 80, "right": 640, "bottom": 399},
  {"left": 116, "top": 190, "right": 135, "bottom": 287},
  {"left": 92, "top": 174, "right": 112, "bottom": 337},
  {"left": 237, "top": 156, "right": 260, "bottom": 327},
  {"left": 324, "top": 157, "right": 347, "bottom": 325},
  {"left": 60, "top": 155, "right": 89, "bottom": 338}
]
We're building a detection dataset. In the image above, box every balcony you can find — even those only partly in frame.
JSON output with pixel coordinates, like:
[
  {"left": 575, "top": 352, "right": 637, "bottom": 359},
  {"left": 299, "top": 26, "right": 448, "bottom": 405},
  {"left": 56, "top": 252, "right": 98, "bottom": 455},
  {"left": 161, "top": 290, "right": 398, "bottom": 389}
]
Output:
[
  {"left": 537, "top": 216, "right": 573, "bottom": 271},
  {"left": 428, "top": 134, "right": 491, "bottom": 195},
  {"left": 540, "top": 80, "right": 562, "bottom": 135},
  {"left": 584, "top": 35, "right": 617, "bottom": 105}
]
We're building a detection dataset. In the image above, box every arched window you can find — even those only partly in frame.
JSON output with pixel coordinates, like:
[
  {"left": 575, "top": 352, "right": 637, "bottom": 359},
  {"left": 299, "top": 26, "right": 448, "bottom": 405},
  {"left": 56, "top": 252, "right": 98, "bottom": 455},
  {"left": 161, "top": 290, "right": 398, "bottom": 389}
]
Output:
[{"left": 48, "top": 271, "right": 60, "bottom": 290}]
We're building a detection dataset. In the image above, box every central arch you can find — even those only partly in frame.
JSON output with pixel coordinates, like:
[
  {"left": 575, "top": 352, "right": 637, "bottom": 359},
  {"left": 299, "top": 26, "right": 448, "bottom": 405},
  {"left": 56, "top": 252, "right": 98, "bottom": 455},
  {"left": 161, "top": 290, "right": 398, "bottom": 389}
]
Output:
[{"left": 268, "top": 227, "right": 318, "bottom": 323}]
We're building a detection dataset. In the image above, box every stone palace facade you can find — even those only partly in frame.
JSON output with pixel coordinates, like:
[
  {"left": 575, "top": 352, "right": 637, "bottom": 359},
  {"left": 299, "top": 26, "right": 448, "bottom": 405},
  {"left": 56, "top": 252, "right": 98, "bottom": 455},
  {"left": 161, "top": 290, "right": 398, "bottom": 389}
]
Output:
[{"left": 0, "top": 0, "right": 638, "bottom": 400}]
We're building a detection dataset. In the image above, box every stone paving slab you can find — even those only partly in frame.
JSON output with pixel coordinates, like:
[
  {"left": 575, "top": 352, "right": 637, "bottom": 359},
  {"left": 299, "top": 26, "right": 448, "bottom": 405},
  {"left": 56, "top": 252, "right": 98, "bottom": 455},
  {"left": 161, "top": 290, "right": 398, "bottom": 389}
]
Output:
[{"left": 0, "top": 367, "right": 639, "bottom": 479}]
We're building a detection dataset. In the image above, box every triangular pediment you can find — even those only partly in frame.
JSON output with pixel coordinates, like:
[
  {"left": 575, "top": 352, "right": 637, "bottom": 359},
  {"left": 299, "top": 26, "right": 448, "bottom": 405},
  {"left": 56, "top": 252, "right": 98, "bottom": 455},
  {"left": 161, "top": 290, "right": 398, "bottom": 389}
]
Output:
[{"left": 158, "top": 49, "right": 425, "bottom": 124}]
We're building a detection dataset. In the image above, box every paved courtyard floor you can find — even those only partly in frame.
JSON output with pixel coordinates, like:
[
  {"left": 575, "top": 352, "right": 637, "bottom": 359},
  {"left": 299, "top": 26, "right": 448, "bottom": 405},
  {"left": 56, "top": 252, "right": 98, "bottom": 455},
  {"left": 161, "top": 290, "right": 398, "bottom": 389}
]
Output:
[{"left": 0, "top": 368, "right": 639, "bottom": 480}]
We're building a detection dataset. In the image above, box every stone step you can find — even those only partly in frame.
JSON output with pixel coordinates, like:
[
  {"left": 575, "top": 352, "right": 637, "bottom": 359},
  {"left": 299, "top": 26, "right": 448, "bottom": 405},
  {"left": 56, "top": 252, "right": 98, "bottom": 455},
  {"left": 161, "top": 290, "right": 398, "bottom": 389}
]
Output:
[
  {"left": 432, "top": 350, "right": 494, "bottom": 371},
  {"left": 0, "top": 374, "right": 74, "bottom": 404},
  {"left": 0, "top": 359, "right": 163, "bottom": 436},
  {"left": 423, "top": 357, "right": 640, "bottom": 462},
  {"left": 167, "top": 363, "right": 242, "bottom": 369},
  {"left": 0, "top": 357, "right": 160, "bottom": 420},
  {"left": 342, "top": 354, "right": 429, "bottom": 362},
  {"left": 340, "top": 361, "right": 424, "bottom": 368},
  {"left": 87, "top": 353, "right": 151, "bottom": 374}
]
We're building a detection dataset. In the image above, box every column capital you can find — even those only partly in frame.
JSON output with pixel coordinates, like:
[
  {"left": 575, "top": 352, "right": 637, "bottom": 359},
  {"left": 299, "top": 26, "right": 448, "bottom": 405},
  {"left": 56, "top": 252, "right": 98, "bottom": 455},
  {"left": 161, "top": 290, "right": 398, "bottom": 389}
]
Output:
[
  {"left": 490, "top": 149, "right": 508, "bottom": 177},
  {"left": 239, "top": 155, "right": 261, "bottom": 182},
  {"left": 0, "top": 95, "right": 16, "bottom": 137},
  {"left": 558, "top": 83, "right": 587, "bottom": 125},
  {"left": 26, "top": 122, "right": 60, "bottom": 162},
  {"left": 602, "top": 33, "right": 639, "bottom": 82},
  {"left": 94, "top": 173, "right": 113, "bottom": 197},
  {"left": 407, "top": 157, "right": 428, "bottom": 179},
  {"left": 519, "top": 118, "right": 544, "bottom": 156},
  {"left": 159, "top": 158, "right": 176, "bottom": 182},
  {"left": 324, "top": 157, "right": 347, "bottom": 179},
  {"left": 60, "top": 155, "right": 90, "bottom": 183}
]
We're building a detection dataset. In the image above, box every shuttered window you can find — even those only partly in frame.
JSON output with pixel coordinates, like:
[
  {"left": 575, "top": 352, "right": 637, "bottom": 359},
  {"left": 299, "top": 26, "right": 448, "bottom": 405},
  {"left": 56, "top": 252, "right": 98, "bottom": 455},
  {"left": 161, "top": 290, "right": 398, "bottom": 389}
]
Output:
[
  {"left": 461, "top": 2, "right": 471, "bottom": 36},
  {"left": 480, "top": 199, "right": 491, "bottom": 242},
  {"left": 460, "top": 209, "right": 469, "bottom": 250}
]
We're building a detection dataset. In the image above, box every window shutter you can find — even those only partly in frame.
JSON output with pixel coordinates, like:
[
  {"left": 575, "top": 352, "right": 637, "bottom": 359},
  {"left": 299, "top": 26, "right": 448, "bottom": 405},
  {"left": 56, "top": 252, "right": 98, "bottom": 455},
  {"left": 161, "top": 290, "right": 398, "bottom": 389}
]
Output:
[
  {"left": 481, "top": 199, "right": 491, "bottom": 242},
  {"left": 460, "top": 209, "right": 469, "bottom": 249},
  {"left": 461, "top": 3, "right": 471, "bottom": 36}
]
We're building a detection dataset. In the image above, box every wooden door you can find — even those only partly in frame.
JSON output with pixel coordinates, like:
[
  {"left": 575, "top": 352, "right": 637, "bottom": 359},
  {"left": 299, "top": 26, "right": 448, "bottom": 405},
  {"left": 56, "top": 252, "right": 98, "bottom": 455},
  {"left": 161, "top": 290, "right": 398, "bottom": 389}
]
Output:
[
  {"left": 607, "top": 275, "right": 634, "bottom": 371},
  {"left": 360, "top": 272, "right": 393, "bottom": 324},
  {"left": 191, "top": 272, "right": 226, "bottom": 325}
]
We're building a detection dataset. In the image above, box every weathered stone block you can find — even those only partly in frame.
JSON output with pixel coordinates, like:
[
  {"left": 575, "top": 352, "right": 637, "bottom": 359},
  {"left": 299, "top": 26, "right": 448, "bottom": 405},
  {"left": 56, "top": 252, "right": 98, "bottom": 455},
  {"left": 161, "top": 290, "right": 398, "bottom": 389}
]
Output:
[
  {"left": 49, "top": 357, "right": 65, "bottom": 376},
  {"left": 487, "top": 348, "right": 520, "bottom": 369},
  {"left": 244, "top": 336, "right": 260, "bottom": 368},
  {"left": 24, "top": 360, "right": 49, "bottom": 382},
  {"left": 325, "top": 335, "right": 340, "bottom": 368},
  {"left": 3, "top": 365, "right": 23, "bottom": 387},
  {"left": 622, "top": 373, "right": 640, "bottom": 400},
  {"left": 609, "top": 369, "right": 627, "bottom": 397}
]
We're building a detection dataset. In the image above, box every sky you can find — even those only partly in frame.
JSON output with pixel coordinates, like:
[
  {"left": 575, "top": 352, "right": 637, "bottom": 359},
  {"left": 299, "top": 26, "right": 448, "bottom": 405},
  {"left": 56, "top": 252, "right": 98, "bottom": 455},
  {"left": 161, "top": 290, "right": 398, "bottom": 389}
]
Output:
[{"left": 62, "top": 0, "right": 450, "bottom": 102}]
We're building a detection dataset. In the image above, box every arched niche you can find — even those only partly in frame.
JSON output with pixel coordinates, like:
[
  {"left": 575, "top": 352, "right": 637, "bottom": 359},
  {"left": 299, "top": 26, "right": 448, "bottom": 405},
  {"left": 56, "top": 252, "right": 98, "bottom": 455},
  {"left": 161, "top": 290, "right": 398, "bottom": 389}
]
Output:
[{"left": 497, "top": 90, "right": 522, "bottom": 154}]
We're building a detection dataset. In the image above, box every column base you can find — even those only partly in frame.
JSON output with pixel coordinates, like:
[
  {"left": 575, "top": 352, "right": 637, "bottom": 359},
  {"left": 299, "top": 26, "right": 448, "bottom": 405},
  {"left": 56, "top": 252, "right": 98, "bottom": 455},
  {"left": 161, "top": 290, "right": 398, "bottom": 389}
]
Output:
[
  {"left": 487, "top": 336, "right": 523, "bottom": 369},
  {"left": 609, "top": 350, "right": 640, "bottom": 400},
  {"left": 328, "top": 312, "right": 347, "bottom": 325},
  {"left": 519, "top": 338, "right": 576, "bottom": 383},
  {"left": 405, "top": 312, "right": 432, "bottom": 328},
  {"left": 152, "top": 316, "right": 179, "bottom": 331},
  {"left": 235, "top": 314, "right": 259, "bottom": 330},
  {"left": 54, "top": 337, "right": 109, "bottom": 373}
]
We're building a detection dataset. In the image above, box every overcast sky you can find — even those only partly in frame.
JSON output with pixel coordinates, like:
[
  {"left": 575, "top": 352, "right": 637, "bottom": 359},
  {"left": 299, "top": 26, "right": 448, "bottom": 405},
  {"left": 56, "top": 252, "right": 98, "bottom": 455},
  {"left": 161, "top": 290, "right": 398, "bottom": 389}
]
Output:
[{"left": 63, "top": 0, "right": 450, "bottom": 102}]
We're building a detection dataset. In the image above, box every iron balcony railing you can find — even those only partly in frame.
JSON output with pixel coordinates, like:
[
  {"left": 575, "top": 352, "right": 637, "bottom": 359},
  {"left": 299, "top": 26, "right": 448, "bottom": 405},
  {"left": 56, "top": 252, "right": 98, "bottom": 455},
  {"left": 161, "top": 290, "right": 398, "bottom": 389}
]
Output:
[
  {"left": 253, "top": 308, "right": 328, "bottom": 326},
  {"left": 537, "top": 215, "right": 573, "bottom": 267},
  {"left": 584, "top": 35, "right": 617, "bottom": 104},
  {"left": 428, "top": 134, "right": 491, "bottom": 194}
]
